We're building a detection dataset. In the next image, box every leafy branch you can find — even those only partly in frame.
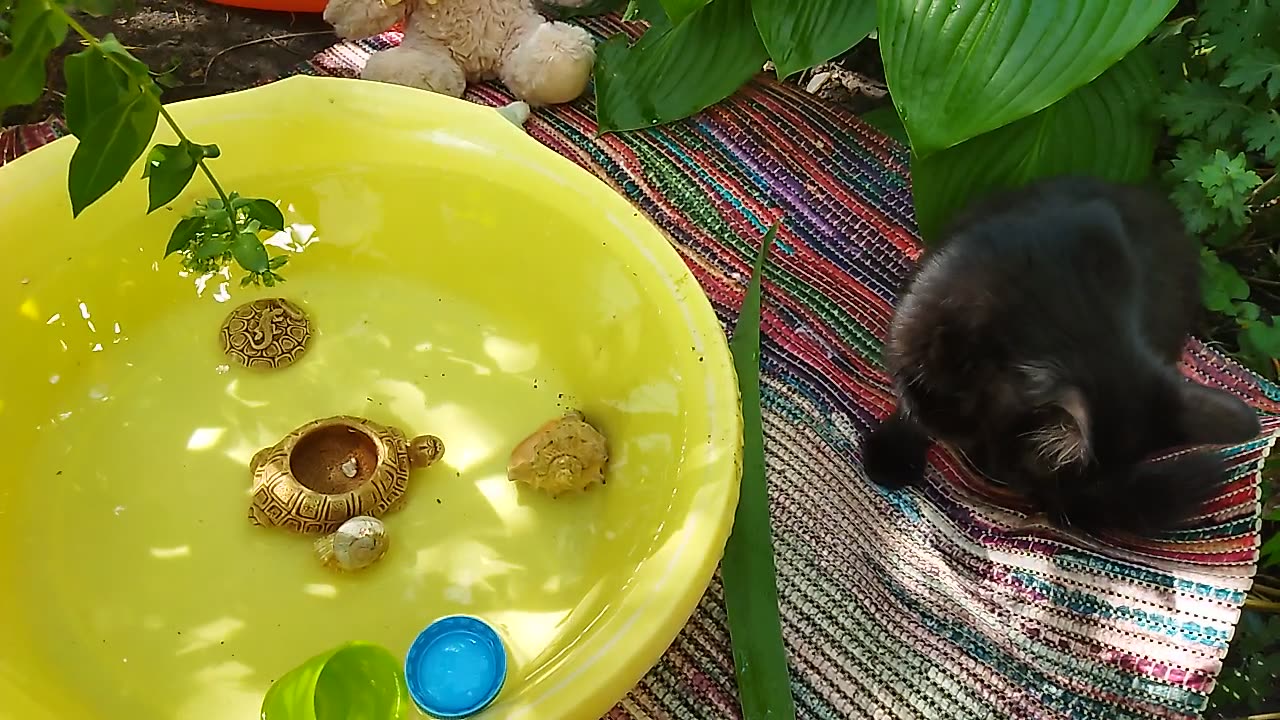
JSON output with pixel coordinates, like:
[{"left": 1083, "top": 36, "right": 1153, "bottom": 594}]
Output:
[{"left": 0, "top": 0, "right": 288, "bottom": 286}]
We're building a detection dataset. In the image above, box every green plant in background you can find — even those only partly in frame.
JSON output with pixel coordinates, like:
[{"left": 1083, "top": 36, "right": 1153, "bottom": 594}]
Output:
[
  {"left": 1151, "top": 0, "right": 1280, "bottom": 377},
  {"left": 0, "top": 0, "right": 287, "bottom": 285},
  {"left": 594, "top": 0, "right": 1176, "bottom": 241},
  {"left": 594, "top": 0, "right": 874, "bottom": 132}
]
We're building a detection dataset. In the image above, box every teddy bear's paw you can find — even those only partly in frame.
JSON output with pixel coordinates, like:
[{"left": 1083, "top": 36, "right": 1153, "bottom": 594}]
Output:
[
  {"left": 363, "top": 46, "right": 467, "bottom": 97},
  {"left": 501, "top": 22, "right": 596, "bottom": 106}
]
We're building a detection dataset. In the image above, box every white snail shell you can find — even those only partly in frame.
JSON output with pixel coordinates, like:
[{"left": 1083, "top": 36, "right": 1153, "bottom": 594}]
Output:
[{"left": 314, "top": 516, "right": 389, "bottom": 571}]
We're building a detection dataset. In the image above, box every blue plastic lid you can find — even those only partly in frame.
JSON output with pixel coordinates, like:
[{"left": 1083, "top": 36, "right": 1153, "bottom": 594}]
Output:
[{"left": 405, "top": 615, "right": 508, "bottom": 719}]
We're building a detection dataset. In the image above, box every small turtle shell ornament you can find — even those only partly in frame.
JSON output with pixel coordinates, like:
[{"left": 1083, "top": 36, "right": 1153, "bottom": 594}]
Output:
[
  {"left": 507, "top": 410, "right": 608, "bottom": 497},
  {"left": 315, "top": 516, "right": 389, "bottom": 572},
  {"left": 248, "top": 415, "right": 445, "bottom": 534},
  {"left": 220, "top": 297, "right": 312, "bottom": 370}
]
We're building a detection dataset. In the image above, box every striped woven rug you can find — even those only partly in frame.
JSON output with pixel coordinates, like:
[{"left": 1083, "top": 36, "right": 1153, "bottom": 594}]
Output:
[{"left": 5, "top": 14, "right": 1276, "bottom": 719}]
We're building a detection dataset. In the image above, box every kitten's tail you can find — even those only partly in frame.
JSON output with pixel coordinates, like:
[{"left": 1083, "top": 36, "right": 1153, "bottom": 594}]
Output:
[
  {"left": 862, "top": 410, "right": 932, "bottom": 489},
  {"left": 1064, "top": 450, "right": 1228, "bottom": 534}
]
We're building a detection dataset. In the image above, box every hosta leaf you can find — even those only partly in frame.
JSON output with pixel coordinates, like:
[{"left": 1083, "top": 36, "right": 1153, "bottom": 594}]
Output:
[
  {"left": 877, "top": 0, "right": 1177, "bottom": 157},
  {"left": 911, "top": 51, "right": 1159, "bottom": 241},
  {"left": 67, "top": 86, "right": 160, "bottom": 217},
  {"left": 752, "top": 0, "right": 876, "bottom": 79},
  {"left": 623, "top": 0, "right": 668, "bottom": 25},
  {"left": 0, "top": 0, "right": 67, "bottom": 114},
  {"left": 722, "top": 223, "right": 796, "bottom": 720},
  {"left": 861, "top": 105, "right": 909, "bottom": 145},
  {"left": 658, "top": 0, "right": 708, "bottom": 24},
  {"left": 595, "top": 0, "right": 768, "bottom": 133}
]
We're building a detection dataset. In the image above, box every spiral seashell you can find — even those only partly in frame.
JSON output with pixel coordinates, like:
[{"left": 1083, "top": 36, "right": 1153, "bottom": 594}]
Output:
[
  {"left": 507, "top": 410, "right": 609, "bottom": 497},
  {"left": 314, "top": 516, "right": 389, "bottom": 572}
]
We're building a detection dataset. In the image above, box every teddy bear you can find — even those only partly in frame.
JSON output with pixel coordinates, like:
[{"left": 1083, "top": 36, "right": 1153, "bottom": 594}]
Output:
[{"left": 323, "top": 0, "right": 597, "bottom": 106}]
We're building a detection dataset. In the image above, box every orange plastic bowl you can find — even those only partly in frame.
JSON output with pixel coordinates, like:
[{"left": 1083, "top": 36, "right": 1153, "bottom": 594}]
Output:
[{"left": 205, "top": 0, "right": 327, "bottom": 13}]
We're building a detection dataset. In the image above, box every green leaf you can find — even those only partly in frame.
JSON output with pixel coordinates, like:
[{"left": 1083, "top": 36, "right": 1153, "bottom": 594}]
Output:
[
  {"left": 1243, "top": 110, "right": 1280, "bottom": 162},
  {"left": 63, "top": 47, "right": 133, "bottom": 137},
  {"left": 96, "top": 33, "right": 155, "bottom": 86},
  {"left": 594, "top": 0, "right": 769, "bottom": 133},
  {"left": 67, "top": 86, "right": 160, "bottom": 217},
  {"left": 194, "top": 237, "right": 231, "bottom": 260},
  {"left": 910, "top": 51, "right": 1159, "bottom": 241},
  {"left": 241, "top": 199, "right": 285, "bottom": 232},
  {"left": 165, "top": 216, "right": 202, "bottom": 257},
  {"left": 1222, "top": 46, "right": 1280, "bottom": 99},
  {"left": 658, "top": 0, "right": 707, "bottom": 24},
  {"left": 623, "top": 0, "right": 668, "bottom": 25},
  {"left": 860, "top": 105, "right": 909, "bottom": 145},
  {"left": 1194, "top": 149, "right": 1262, "bottom": 226},
  {"left": 752, "top": 0, "right": 876, "bottom": 79},
  {"left": 722, "top": 222, "right": 795, "bottom": 720},
  {"left": 1158, "top": 80, "right": 1253, "bottom": 144},
  {"left": 1243, "top": 320, "right": 1280, "bottom": 361},
  {"left": 1201, "top": 0, "right": 1273, "bottom": 70},
  {"left": 232, "top": 233, "right": 269, "bottom": 273},
  {"left": 143, "top": 142, "right": 200, "bottom": 212},
  {"left": 0, "top": 0, "right": 68, "bottom": 114},
  {"left": 876, "top": 0, "right": 1177, "bottom": 157},
  {"left": 1201, "top": 248, "right": 1250, "bottom": 313}
]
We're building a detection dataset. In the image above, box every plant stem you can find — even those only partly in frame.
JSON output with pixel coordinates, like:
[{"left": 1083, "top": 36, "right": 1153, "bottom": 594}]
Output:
[
  {"left": 56, "top": 7, "right": 237, "bottom": 224},
  {"left": 1254, "top": 583, "right": 1280, "bottom": 599},
  {"left": 155, "top": 104, "right": 233, "bottom": 210},
  {"left": 1244, "top": 595, "right": 1280, "bottom": 612},
  {"left": 1250, "top": 173, "right": 1278, "bottom": 205},
  {"left": 1245, "top": 275, "right": 1280, "bottom": 288}
]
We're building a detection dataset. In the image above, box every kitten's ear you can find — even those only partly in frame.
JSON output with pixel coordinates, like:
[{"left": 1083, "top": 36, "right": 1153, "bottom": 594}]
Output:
[
  {"left": 1175, "top": 379, "right": 1261, "bottom": 446},
  {"left": 1026, "top": 386, "right": 1092, "bottom": 470}
]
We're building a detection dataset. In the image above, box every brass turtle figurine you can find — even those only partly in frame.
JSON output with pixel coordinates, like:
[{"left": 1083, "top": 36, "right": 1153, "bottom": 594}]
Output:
[
  {"left": 249, "top": 415, "right": 445, "bottom": 534},
  {"left": 508, "top": 410, "right": 608, "bottom": 498},
  {"left": 220, "top": 297, "right": 311, "bottom": 370}
]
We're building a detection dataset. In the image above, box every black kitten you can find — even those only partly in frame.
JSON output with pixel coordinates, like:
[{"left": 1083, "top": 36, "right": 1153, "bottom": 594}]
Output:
[{"left": 863, "top": 176, "right": 1261, "bottom": 534}]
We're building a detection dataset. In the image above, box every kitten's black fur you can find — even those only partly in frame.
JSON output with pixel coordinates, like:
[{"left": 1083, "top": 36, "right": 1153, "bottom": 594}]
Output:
[{"left": 863, "top": 176, "right": 1261, "bottom": 534}]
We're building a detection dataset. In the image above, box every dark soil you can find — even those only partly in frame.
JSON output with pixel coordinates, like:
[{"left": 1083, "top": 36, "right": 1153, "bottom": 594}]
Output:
[{"left": 3, "top": 0, "right": 334, "bottom": 126}]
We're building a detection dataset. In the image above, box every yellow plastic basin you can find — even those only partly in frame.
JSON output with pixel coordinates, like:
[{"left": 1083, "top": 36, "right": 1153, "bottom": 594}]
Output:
[{"left": 0, "top": 76, "right": 741, "bottom": 720}]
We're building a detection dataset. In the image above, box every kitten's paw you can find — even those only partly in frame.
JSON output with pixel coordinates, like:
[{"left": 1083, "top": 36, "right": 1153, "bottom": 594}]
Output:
[
  {"left": 1060, "top": 451, "right": 1225, "bottom": 535},
  {"left": 862, "top": 415, "right": 931, "bottom": 489}
]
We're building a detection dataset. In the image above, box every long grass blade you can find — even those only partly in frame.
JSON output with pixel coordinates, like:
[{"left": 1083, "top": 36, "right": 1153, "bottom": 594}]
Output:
[{"left": 722, "top": 222, "right": 796, "bottom": 719}]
